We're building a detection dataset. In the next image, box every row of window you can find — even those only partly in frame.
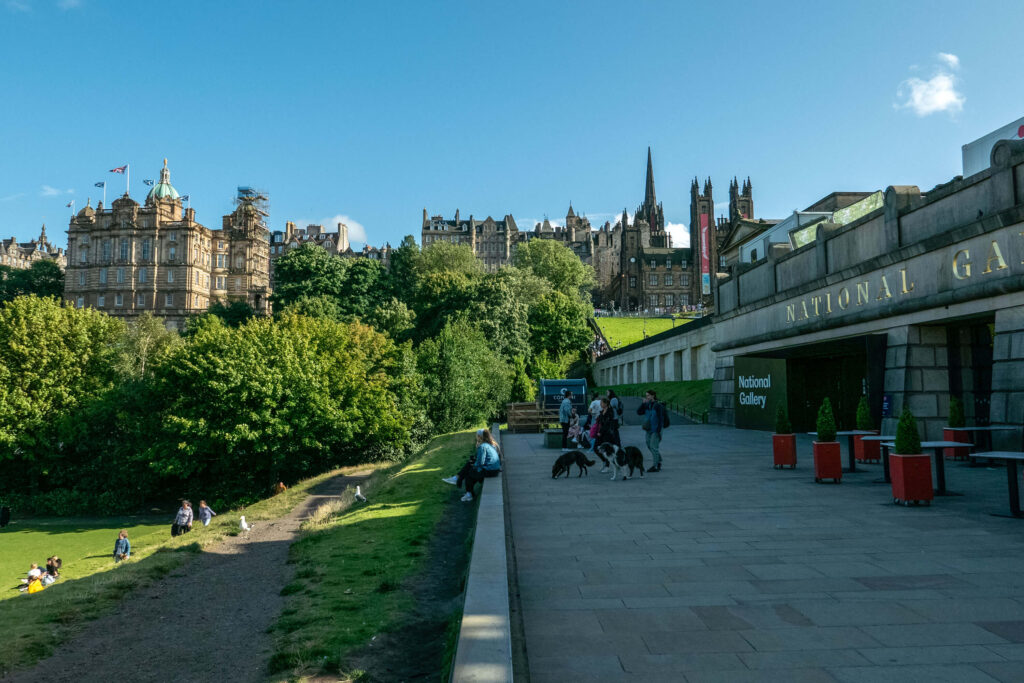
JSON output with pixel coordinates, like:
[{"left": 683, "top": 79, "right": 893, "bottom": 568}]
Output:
[
  {"left": 647, "top": 294, "right": 689, "bottom": 306},
  {"left": 649, "top": 259, "right": 689, "bottom": 270},
  {"left": 74, "top": 237, "right": 248, "bottom": 266},
  {"left": 73, "top": 267, "right": 245, "bottom": 291},
  {"left": 649, "top": 274, "right": 690, "bottom": 286},
  {"left": 75, "top": 293, "right": 209, "bottom": 309}
]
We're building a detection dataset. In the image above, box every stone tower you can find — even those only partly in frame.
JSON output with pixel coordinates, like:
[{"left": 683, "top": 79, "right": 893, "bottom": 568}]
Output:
[
  {"left": 690, "top": 177, "right": 716, "bottom": 305},
  {"left": 636, "top": 147, "right": 669, "bottom": 247},
  {"left": 729, "top": 177, "right": 754, "bottom": 223}
]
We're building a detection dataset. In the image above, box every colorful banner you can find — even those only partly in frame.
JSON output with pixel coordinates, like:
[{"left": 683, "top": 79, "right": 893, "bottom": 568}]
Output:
[{"left": 700, "top": 213, "right": 711, "bottom": 295}]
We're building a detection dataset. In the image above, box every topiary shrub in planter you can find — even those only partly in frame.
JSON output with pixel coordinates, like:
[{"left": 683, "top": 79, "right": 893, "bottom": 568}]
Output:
[
  {"left": 773, "top": 406, "right": 796, "bottom": 469},
  {"left": 813, "top": 398, "right": 841, "bottom": 483},
  {"left": 853, "top": 396, "right": 880, "bottom": 463},
  {"left": 891, "top": 406, "right": 932, "bottom": 506},
  {"left": 943, "top": 396, "right": 970, "bottom": 460}
]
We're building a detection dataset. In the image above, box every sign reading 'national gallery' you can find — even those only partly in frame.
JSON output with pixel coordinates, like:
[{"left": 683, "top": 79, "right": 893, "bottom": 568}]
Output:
[{"left": 734, "top": 357, "right": 787, "bottom": 430}]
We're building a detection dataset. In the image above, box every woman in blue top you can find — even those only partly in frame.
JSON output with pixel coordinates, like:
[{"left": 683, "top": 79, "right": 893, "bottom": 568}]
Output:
[{"left": 442, "top": 429, "right": 501, "bottom": 502}]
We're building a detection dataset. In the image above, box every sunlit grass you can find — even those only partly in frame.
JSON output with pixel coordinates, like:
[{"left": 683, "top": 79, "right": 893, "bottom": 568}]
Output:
[{"left": 596, "top": 316, "right": 691, "bottom": 349}]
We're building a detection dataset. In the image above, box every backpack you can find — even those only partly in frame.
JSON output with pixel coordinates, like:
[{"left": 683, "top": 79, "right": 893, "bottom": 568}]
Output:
[
  {"left": 613, "top": 398, "right": 623, "bottom": 416},
  {"left": 661, "top": 402, "right": 670, "bottom": 429}
]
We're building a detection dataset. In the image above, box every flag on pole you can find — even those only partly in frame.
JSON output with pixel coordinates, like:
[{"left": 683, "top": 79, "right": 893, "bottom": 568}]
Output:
[
  {"left": 94, "top": 182, "right": 105, "bottom": 188},
  {"left": 180, "top": 195, "right": 190, "bottom": 201},
  {"left": 109, "top": 165, "right": 127, "bottom": 174},
  {"left": 143, "top": 179, "right": 155, "bottom": 186}
]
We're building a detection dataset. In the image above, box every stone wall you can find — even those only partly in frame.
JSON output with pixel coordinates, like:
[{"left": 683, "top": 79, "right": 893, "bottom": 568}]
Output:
[{"left": 991, "top": 304, "right": 1024, "bottom": 450}]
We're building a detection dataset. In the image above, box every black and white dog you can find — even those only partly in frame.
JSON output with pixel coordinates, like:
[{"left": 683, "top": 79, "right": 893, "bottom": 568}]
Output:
[{"left": 593, "top": 443, "right": 645, "bottom": 481}]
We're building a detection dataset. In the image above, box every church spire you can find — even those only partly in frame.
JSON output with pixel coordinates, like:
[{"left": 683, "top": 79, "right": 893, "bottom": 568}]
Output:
[{"left": 644, "top": 146, "right": 656, "bottom": 208}]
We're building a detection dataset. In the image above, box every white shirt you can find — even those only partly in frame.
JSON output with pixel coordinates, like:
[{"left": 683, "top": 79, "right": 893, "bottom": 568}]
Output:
[{"left": 588, "top": 399, "right": 602, "bottom": 419}]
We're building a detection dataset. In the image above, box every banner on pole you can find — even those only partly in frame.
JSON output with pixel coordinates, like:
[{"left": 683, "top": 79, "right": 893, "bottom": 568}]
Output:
[{"left": 700, "top": 213, "right": 711, "bottom": 295}]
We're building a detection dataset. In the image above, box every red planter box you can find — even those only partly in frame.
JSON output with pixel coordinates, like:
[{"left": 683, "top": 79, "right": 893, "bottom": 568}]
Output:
[
  {"left": 854, "top": 431, "right": 880, "bottom": 463},
  {"left": 773, "top": 434, "right": 797, "bottom": 469},
  {"left": 943, "top": 428, "right": 970, "bottom": 460},
  {"left": 890, "top": 453, "right": 934, "bottom": 505},
  {"left": 813, "top": 441, "right": 842, "bottom": 483}
]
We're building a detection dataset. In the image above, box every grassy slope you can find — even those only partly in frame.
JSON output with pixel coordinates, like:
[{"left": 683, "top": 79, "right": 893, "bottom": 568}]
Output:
[
  {"left": 0, "top": 466, "right": 370, "bottom": 677},
  {"left": 596, "top": 379, "right": 713, "bottom": 416},
  {"left": 269, "top": 430, "right": 476, "bottom": 680},
  {"left": 596, "top": 317, "right": 691, "bottom": 349}
]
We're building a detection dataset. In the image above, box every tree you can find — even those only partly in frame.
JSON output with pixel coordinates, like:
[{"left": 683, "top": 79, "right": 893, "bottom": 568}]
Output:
[
  {"left": 416, "top": 241, "right": 483, "bottom": 278},
  {"left": 894, "top": 406, "right": 922, "bottom": 455},
  {"left": 208, "top": 300, "right": 256, "bottom": 327},
  {"left": 417, "top": 319, "right": 510, "bottom": 433},
  {"left": 509, "top": 355, "right": 536, "bottom": 403},
  {"left": 527, "top": 289, "right": 593, "bottom": 357},
  {"left": 816, "top": 398, "right": 837, "bottom": 443},
  {"left": 368, "top": 298, "right": 416, "bottom": 341},
  {"left": 513, "top": 238, "right": 596, "bottom": 299},
  {"left": 385, "top": 235, "right": 421, "bottom": 300},
  {"left": 271, "top": 244, "right": 350, "bottom": 310},
  {"left": 278, "top": 294, "right": 347, "bottom": 323},
  {"left": 336, "top": 258, "right": 386, "bottom": 320},
  {"left": 855, "top": 396, "right": 873, "bottom": 431},
  {"left": 0, "top": 261, "right": 64, "bottom": 303},
  {"left": 115, "top": 312, "right": 182, "bottom": 379}
]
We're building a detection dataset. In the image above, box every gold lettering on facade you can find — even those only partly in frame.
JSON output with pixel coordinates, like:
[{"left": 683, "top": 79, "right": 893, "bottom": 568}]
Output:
[
  {"left": 811, "top": 295, "right": 822, "bottom": 316},
  {"left": 953, "top": 249, "right": 971, "bottom": 279},
  {"left": 856, "top": 281, "right": 869, "bottom": 305},
  {"left": 984, "top": 240, "right": 1008, "bottom": 274},
  {"left": 786, "top": 304, "right": 796, "bottom": 323},
  {"left": 837, "top": 287, "right": 850, "bottom": 309},
  {"left": 825, "top": 292, "right": 833, "bottom": 313},
  {"left": 900, "top": 268, "right": 915, "bottom": 294},
  {"left": 876, "top": 275, "right": 892, "bottom": 301},
  {"left": 800, "top": 300, "right": 809, "bottom": 320}
]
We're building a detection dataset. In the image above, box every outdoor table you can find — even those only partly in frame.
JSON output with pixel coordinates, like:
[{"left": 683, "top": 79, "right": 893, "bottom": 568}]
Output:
[
  {"left": 808, "top": 430, "right": 877, "bottom": 473},
  {"left": 946, "top": 426, "right": 1019, "bottom": 464},
  {"left": 881, "top": 441, "right": 973, "bottom": 496},
  {"left": 969, "top": 451, "right": 1024, "bottom": 518},
  {"left": 858, "top": 435, "right": 895, "bottom": 482}
]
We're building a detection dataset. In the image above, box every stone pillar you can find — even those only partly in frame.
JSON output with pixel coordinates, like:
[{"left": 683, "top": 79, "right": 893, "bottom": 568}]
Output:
[
  {"left": 881, "top": 325, "right": 949, "bottom": 441},
  {"left": 991, "top": 305, "right": 1024, "bottom": 450},
  {"left": 710, "top": 354, "right": 735, "bottom": 425}
]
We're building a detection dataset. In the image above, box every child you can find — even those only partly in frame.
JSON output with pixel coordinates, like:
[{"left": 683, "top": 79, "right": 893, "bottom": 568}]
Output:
[
  {"left": 567, "top": 408, "right": 583, "bottom": 446},
  {"left": 114, "top": 530, "right": 131, "bottom": 562},
  {"left": 197, "top": 500, "right": 217, "bottom": 526},
  {"left": 26, "top": 563, "right": 41, "bottom": 581}
]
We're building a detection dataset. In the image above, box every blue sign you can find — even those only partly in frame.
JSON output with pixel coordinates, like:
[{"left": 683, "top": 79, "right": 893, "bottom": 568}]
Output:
[{"left": 881, "top": 394, "right": 892, "bottom": 417}]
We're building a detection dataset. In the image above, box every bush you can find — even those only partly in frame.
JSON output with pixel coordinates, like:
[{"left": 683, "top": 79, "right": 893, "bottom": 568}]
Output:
[
  {"left": 948, "top": 396, "right": 965, "bottom": 428},
  {"left": 775, "top": 406, "right": 792, "bottom": 435},
  {"left": 816, "top": 398, "right": 837, "bottom": 442},
  {"left": 855, "top": 396, "right": 873, "bottom": 431},
  {"left": 894, "top": 406, "right": 922, "bottom": 454}
]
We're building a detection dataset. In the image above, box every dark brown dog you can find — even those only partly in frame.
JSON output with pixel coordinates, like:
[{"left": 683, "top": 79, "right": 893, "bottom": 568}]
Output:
[
  {"left": 552, "top": 450, "right": 596, "bottom": 478},
  {"left": 594, "top": 443, "right": 645, "bottom": 480}
]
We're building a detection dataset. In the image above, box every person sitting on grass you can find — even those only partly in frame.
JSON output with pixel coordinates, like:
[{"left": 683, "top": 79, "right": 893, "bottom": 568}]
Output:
[
  {"left": 42, "top": 556, "right": 61, "bottom": 585},
  {"left": 114, "top": 530, "right": 131, "bottom": 563},
  {"left": 441, "top": 428, "right": 502, "bottom": 502},
  {"left": 26, "top": 574, "right": 45, "bottom": 595},
  {"left": 197, "top": 500, "right": 217, "bottom": 527}
]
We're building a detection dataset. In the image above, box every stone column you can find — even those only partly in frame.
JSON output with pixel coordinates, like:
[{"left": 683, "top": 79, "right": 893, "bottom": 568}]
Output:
[
  {"left": 881, "top": 325, "right": 949, "bottom": 441},
  {"left": 991, "top": 305, "right": 1024, "bottom": 450}
]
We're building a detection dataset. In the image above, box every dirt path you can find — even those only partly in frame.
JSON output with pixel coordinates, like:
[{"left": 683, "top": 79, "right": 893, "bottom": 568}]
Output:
[{"left": 6, "top": 472, "right": 371, "bottom": 683}]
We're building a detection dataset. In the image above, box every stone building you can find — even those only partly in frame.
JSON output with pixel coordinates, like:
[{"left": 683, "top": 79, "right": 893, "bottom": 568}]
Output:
[
  {"left": 0, "top": 225, "right": 66, "bottom": 270},
  {"left": 594, "top": 135, "right": 1024, "bottom": 447},
  {"left": 267, "top": 220, "right": 391, "bottom": 282},
  {"left": 63, "top": 160, "right": 271, "bottom": 329},
  {"left": 421, "top": 209, "right": 519, "bottom": 272}
]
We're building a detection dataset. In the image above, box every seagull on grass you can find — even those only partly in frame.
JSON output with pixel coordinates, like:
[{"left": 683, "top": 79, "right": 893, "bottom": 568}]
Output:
[
  {"left": 239, "top": 516, "right": 251, "bottom": 532},
  {"left": 354, "top": 486, "right": 367, "bottom": 503}
]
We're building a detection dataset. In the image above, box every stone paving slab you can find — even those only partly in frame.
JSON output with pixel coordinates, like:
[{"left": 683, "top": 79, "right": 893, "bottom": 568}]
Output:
[{"left": 503, "top": 424, "right": 1024, "bottom": 681}]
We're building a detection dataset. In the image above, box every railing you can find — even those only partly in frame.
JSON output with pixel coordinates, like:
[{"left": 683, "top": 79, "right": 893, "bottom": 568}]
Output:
[{"left": 610, "top": 390, "right": 709, "bottom": 424}]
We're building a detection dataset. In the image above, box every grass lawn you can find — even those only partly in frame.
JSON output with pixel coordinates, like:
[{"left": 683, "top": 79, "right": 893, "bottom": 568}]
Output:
[
  {"left": 269, "top": 430, "right": 477, "bottom": 680},
  {"left": 596, "top": 316, "right": 692, "bottom": 349},
  {"left": 596, "top": 379, "right": 713, "bottom": 417},
  {"left": 0, "top": 467, "right": 358, "bottom": 677}
]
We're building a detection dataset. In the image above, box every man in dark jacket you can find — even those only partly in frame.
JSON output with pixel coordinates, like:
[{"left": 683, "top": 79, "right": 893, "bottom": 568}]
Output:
[{"left": 637, "top": 389, "right": 665, "bottom": 472}]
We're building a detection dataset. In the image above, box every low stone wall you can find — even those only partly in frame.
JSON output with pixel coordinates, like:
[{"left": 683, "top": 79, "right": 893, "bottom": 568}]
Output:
[{"left": 450, "top": 423, "right": 512, "bottom": 682}]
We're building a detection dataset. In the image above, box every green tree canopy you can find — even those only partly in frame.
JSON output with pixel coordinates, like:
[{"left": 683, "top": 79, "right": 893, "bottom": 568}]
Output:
[
  {"left": 416, "top": 241, "right": 483, "bottom": 278},
  {"left": 0, "top": 261, "right": 64, "bottom": 303},
  {"left": 513, "top": 238, "right": 596, "bottom": 299},
  {"left": 271, "top": 244, "right": 350, "bottom": 310},
  {"left": 208, "top": 300, "right": 257, "bottom": 328},
  {"left": 527, "top": 289, "right": 593, "bottom": 357}
]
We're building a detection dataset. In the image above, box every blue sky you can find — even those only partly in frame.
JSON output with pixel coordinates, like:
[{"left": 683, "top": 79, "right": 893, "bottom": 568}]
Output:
[{"left": 1, "top": 0, "right": 1022, "bottom": 250}]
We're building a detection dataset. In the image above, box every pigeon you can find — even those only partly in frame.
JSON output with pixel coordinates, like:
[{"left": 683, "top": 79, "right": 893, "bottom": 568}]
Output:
[
  {"left": 354, "top": 486, "right": 367, "bottom": 503},
  {"left": 239, "top": 515, "right": 251, "bottom": 532}
]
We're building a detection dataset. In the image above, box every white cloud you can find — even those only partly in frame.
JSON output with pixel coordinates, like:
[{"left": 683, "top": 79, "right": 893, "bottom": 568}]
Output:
[
  {"left": 40, "top": 185, "right": 73, "bottom": 196},
  {"left": 666, "top": 222, "right": 690, "bottom": 248},
  {"left": 5, "top": 0, "right": 30, "bottom": 12},
  {"left": 320, "top": 214, "right": 368, "bottom": 247},
  {"left": 937, "top": 52, "right": 960, "bottom": 70},
  {"left": 896, "top": 54, "right": 965, "bottom": 117}
]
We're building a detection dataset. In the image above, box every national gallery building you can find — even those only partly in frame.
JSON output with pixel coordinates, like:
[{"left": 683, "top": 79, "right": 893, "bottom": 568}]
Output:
[{"left": 594, "top": 136, "right": 1024, "bottom": 446}]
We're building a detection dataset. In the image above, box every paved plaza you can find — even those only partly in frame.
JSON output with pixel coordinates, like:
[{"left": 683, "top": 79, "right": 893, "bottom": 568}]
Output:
[{"left": 503, "top": 422, "right": 1024, "bottom": 682}]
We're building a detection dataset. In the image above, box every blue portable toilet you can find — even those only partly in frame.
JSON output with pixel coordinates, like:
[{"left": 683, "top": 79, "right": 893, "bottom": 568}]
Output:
[{"left": 539, "top": 378, "right": 589, "bottom": 417}]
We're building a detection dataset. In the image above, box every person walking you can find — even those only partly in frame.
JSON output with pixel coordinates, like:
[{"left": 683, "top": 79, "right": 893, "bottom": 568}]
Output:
[
  {"left": 457, "top": 428, "right": 502, "bottom": 502},
  {"left": 559, "top": 389, "right": 573, "bottom": 451},
  {"left": 113, "top": 530, "right": 131, "bottom": 562},
  {"left": 637, "top": 389, "right": 665, "bottom": 472},
  {"left": 595, "top": 397, "right": 621, "bottom": 450},
  {"left": 197, "top": 500, "right": 217, "bottom": 526},
  {"left": 607, "top": 389, "right": 623, "bottom": 426},
  {"left": 171, "top": 500, "right": 194, "bottom": 537},
  {"left": 587, "top": 392, "right": 602, "bottom": 430}
]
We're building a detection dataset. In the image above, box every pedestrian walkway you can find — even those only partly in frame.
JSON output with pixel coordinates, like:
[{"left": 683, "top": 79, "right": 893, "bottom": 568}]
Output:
[{"left": 503, "top": 424, "right": 1024, "bottom": 682}]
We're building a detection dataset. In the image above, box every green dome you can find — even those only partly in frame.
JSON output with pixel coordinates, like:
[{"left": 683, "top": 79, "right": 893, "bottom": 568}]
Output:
[{"left": 147, "top": 158, "right": 180, "bottom": 201}]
